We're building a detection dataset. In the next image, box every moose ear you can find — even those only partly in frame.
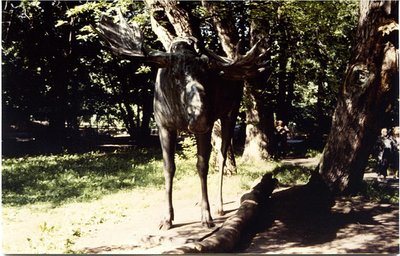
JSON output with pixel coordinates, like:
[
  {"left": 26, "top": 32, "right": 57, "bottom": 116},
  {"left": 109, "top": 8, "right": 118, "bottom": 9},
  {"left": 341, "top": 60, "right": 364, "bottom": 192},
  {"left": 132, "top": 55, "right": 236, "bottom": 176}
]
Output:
[{"left": 94, "top": 10, "right": 172, "bottom": 67}]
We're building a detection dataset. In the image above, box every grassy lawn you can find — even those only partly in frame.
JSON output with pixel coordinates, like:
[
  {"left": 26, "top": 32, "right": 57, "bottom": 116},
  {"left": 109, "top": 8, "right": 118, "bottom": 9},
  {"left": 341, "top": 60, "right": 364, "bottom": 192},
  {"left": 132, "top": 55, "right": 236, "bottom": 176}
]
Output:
[
  {"left": 2, "top": 147, "right": 284, "bottom": 253},
  {"left": 2, "top": 147, "right": 397, "bottom": 253}
]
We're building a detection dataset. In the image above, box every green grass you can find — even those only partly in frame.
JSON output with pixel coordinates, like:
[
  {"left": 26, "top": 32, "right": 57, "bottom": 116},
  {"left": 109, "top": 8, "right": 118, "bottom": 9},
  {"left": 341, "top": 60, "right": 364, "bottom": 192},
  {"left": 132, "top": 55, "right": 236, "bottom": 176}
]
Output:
[
  {"left": 2, "top": 147, "right": 278, "bottom": 207},
  {"left": 2, "top": 149, "right": 168, "bottom": 206},
  {"left": 2, "top": 188, "right": 165, "bottom": 253},
  {"left": 3, "top": 148, "right": 397, "bottom": 253},
  {"left": 359, "top": 180, "right": 399, "bottom": 204},
  {"left": 272, "top": 165, "right": 314, "bottom": 186},
  {"left": 2, "top": 148, "right": 279, "bottom": 253}
]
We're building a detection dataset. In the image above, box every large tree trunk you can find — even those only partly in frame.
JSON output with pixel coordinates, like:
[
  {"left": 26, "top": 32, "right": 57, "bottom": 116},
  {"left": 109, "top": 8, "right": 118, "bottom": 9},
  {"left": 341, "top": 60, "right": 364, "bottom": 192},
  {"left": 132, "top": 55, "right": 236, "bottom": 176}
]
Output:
[
  {"left": 318, "top": 0, "right": 398, "bottom": 194},
  {"left": 242, "top": 18, "right": 275, "bottom": 161},
  {"left": 201, "top": 1, "right": 240, "bottom": 58},
  {"left": 241, "top": 83, "right": 275, "bottom": 162},
  {"left": 275, "top": 16, "right": 289, "bottom": 123}
]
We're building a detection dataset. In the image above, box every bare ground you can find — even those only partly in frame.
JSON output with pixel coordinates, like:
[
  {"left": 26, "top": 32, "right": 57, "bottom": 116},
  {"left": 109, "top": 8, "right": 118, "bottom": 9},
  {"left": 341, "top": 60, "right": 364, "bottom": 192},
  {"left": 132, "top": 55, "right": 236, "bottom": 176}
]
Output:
[{"left": 72, "top": 158, "right": 399, "bottom": 254}]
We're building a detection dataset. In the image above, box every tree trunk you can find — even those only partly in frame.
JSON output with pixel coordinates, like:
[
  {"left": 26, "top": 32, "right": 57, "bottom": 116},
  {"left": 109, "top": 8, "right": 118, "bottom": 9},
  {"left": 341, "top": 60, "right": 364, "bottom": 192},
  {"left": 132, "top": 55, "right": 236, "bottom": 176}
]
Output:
[
  {"left": 143, "top": 0, "right": 201, "bottom": 49},
  {"left": 201, "top": 1, "right": 240, "bottom": 58},
  {"left": 48, "top": 56, "right": 70, "bottom": 136},
  {"left": 318, "top": 0, "right": 398, "bottom": 194},
  {"left": 241, "top": 83, "right": 274, "bottom": 162},
  {"left": 312, "top": 49, "right": 329, "bottom": 148},
  {"left": 275, "top": 15, "right": 289, "bottom": 123},
  {"left": 242, "top": 19, "right": 275, "bottom": 161}
]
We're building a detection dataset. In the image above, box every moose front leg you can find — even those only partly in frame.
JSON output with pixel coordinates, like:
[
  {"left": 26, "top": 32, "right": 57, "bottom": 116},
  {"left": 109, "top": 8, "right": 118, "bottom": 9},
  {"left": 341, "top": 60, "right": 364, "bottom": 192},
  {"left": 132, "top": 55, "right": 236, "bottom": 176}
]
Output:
[
  {"left": 195, "top": 132, "right": 215, "bottom": 228},
  {"left": 158, "top": 128, "right": 177, "bottom": 230}
]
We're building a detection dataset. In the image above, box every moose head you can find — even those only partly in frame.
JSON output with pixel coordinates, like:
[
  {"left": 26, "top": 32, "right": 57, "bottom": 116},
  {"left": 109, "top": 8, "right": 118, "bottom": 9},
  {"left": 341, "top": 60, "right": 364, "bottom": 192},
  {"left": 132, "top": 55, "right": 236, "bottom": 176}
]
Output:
[{"left": 96, "top": 11, "right": 269, "bottom": 230}]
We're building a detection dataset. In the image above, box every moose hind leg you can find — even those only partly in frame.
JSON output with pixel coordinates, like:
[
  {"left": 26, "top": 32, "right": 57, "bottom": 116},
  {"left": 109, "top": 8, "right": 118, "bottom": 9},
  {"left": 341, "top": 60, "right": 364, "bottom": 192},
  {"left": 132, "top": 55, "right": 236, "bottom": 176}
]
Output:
[
  {"left": 217, "top": 117, "right": 236, "bottom": 216},
  {"left": 158, "top": 128, "right": 177, "bottom": 230},
  {"left": 196, "top": 132, "right": 215, "bottom": 228}
]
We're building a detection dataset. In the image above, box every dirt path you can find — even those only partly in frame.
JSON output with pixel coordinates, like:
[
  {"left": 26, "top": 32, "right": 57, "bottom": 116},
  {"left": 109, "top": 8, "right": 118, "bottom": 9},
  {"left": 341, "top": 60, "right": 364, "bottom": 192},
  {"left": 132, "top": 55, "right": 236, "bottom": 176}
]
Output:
[{"left": 72, "top": 158, "right": 399, "bottom": 254}]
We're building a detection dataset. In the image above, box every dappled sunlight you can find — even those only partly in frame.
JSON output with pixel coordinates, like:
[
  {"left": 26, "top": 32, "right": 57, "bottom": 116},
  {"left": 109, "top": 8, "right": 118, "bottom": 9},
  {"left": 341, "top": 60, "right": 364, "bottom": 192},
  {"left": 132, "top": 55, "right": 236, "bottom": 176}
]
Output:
[{"left": 241, "top": 191, "right": 399, "bottom": 254}]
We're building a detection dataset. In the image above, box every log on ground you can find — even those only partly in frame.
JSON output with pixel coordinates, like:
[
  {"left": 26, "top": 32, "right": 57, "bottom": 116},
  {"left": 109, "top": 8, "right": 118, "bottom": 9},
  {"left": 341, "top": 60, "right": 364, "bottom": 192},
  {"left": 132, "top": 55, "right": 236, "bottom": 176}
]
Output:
[{"left": 163, "top": 173, "right": 278, "bottom": 254}]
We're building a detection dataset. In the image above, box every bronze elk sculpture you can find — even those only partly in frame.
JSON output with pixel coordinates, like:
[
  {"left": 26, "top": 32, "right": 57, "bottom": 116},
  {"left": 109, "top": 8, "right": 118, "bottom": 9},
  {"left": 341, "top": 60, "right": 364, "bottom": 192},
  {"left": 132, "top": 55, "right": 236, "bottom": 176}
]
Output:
[{"left": 96, "top": 13, "right": 268, "bottom": 230}]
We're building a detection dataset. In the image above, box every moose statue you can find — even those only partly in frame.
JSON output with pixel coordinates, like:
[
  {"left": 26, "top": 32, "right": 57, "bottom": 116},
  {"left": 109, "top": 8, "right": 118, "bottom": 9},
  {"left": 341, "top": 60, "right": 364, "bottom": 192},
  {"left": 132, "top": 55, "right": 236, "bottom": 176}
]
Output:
[{"left": 96, "top": 12, "right": 268, "bottom": 230}]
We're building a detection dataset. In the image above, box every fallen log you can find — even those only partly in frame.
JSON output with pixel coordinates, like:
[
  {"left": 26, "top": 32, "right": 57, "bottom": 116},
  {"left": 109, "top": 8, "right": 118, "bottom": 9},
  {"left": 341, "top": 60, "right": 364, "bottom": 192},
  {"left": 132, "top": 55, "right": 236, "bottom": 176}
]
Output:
[{"left": 163, "top": 173, "right": 277, "bottom": 253}]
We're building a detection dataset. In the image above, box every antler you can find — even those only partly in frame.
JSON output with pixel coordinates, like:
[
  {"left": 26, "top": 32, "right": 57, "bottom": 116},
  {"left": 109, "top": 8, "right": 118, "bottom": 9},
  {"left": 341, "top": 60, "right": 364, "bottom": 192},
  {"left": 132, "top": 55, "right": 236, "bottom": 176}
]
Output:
[
  {"left": 95, "top": 11, "right": 269, "bottom": 80},
  {"left": 206, "top": 39, "right": 270, "bottom": 80},
  {"left": 95, "top": 11, "right": 171, "bottom": 67}
]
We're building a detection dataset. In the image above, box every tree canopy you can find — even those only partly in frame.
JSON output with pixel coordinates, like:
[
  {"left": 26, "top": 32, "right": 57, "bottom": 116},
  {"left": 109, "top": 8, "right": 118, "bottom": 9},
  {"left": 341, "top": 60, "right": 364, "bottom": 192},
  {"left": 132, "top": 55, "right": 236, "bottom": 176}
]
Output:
[{"left": 2, "top": 0, "right": 397, "bottom": 148}]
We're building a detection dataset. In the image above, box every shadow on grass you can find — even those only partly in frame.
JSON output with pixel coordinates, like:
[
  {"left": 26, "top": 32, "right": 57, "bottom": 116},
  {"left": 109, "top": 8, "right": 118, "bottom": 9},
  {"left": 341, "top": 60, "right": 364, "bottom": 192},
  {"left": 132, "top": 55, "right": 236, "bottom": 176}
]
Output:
[{"left": 2, "top": 148, "right": 166, "bottom": 206}]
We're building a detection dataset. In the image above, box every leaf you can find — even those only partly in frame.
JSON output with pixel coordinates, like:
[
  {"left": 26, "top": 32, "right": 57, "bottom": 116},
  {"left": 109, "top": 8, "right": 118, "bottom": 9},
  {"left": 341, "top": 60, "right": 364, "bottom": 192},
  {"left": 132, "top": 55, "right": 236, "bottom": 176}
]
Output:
[{"left": 55, "top": 20, "right": 68, "bottom": 28}]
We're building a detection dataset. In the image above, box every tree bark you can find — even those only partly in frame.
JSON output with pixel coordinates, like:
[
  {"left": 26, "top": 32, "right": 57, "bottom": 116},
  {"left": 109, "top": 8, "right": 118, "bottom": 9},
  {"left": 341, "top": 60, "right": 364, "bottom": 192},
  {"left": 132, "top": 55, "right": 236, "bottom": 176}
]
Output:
[
  {"left": 318, "top": 0, "right": 398, "bottom": 194},
  {"left": 201, "top": 1, "right": 240, "bottom": 58},
  {"left": 276, "top": 16, "right": 289, "bottom": 123},
  {"left": 242, "top": 19, "right": 275, "bottom": 161},
  {"left": 241, "top": 83, "right": 274, "bottom": 162}
]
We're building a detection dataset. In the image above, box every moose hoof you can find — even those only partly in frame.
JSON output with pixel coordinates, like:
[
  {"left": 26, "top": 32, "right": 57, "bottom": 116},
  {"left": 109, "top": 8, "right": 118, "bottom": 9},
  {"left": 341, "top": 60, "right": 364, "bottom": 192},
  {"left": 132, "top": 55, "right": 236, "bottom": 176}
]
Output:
[
  {"left": 202, "top": 220, "right": 215, "bottom": 228},
  {"left": 159, "top": 220, "right": 173, "bottom": 230},
  {"left": 216, "top": 209, "right": 225, "bottom": 216}
]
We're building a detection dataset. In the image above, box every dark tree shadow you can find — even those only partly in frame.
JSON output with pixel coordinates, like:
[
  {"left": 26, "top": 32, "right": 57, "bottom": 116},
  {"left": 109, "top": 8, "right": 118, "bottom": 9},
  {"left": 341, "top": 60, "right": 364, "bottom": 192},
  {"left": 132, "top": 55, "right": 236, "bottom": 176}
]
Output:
[{"left": 234, "top": 173, "right": 399, "bottom": 253}]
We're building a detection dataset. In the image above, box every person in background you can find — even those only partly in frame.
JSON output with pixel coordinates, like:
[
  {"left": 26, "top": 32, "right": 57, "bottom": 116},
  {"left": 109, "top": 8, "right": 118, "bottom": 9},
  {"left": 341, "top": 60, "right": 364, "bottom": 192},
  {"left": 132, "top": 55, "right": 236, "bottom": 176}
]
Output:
[
  {"left": 376, "top": 128, "right": 392, "bottom": 181},
  {"left": 390, "top": 126, "right": 399, "bottom": 178},
  {"left": 275, "top": 120, "right": 289, "bottom": 159}
]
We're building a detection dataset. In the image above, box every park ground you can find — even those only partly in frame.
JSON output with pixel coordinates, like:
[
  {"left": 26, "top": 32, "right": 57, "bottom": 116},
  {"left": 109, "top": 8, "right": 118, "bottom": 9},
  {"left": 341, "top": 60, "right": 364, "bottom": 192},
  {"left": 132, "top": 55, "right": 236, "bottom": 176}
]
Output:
[{"left": 2, "top": 137, "right": 399, "bottom": 254}]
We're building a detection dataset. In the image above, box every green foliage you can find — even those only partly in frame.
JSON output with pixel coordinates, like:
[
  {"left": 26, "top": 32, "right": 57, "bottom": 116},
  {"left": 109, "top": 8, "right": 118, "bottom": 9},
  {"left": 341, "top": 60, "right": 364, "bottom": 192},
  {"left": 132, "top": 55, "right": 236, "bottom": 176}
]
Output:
[
  {"left": 272, "top": 165, "right": 314, "bottom": 186},
  {"left": 238, "top": 160, "right": 279, "bottom": 190},
  {"left": 359, "top": 181, "right": 399, "bottom": 204},
  {"left": 305, "top": 149, "right": 323, "bottom": 158},
  {"left": 243, "top": 0, "right": 359, "bottom": 134},
  {"left": 2, "top": 0, "right": 157, "bottom": 137},
  {"left": 2, "top": 149, "right": 165, "bottom": 206},
  {"left": 2, "top": 0, "right": 363, "bottom": 149},
  {"left": 178, "top": 135, "right": 197, "bottom": 160}
]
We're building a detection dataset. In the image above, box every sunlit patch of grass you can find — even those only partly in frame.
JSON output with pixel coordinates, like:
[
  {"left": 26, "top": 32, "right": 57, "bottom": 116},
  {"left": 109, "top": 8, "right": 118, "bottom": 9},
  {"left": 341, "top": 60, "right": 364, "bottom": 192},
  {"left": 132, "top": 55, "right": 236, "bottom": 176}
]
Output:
[
  {"left": 272, "top": 165, "right": 314, "bottom": 186},
  {"left": 2, "top": 188, "right": 165, "bottom": 253},
  {"left": 2, "top": 149, "right": 165, "bottom": 206},
  {"left": 238, "top": 158, "right": 279, "bottom": 190}
]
